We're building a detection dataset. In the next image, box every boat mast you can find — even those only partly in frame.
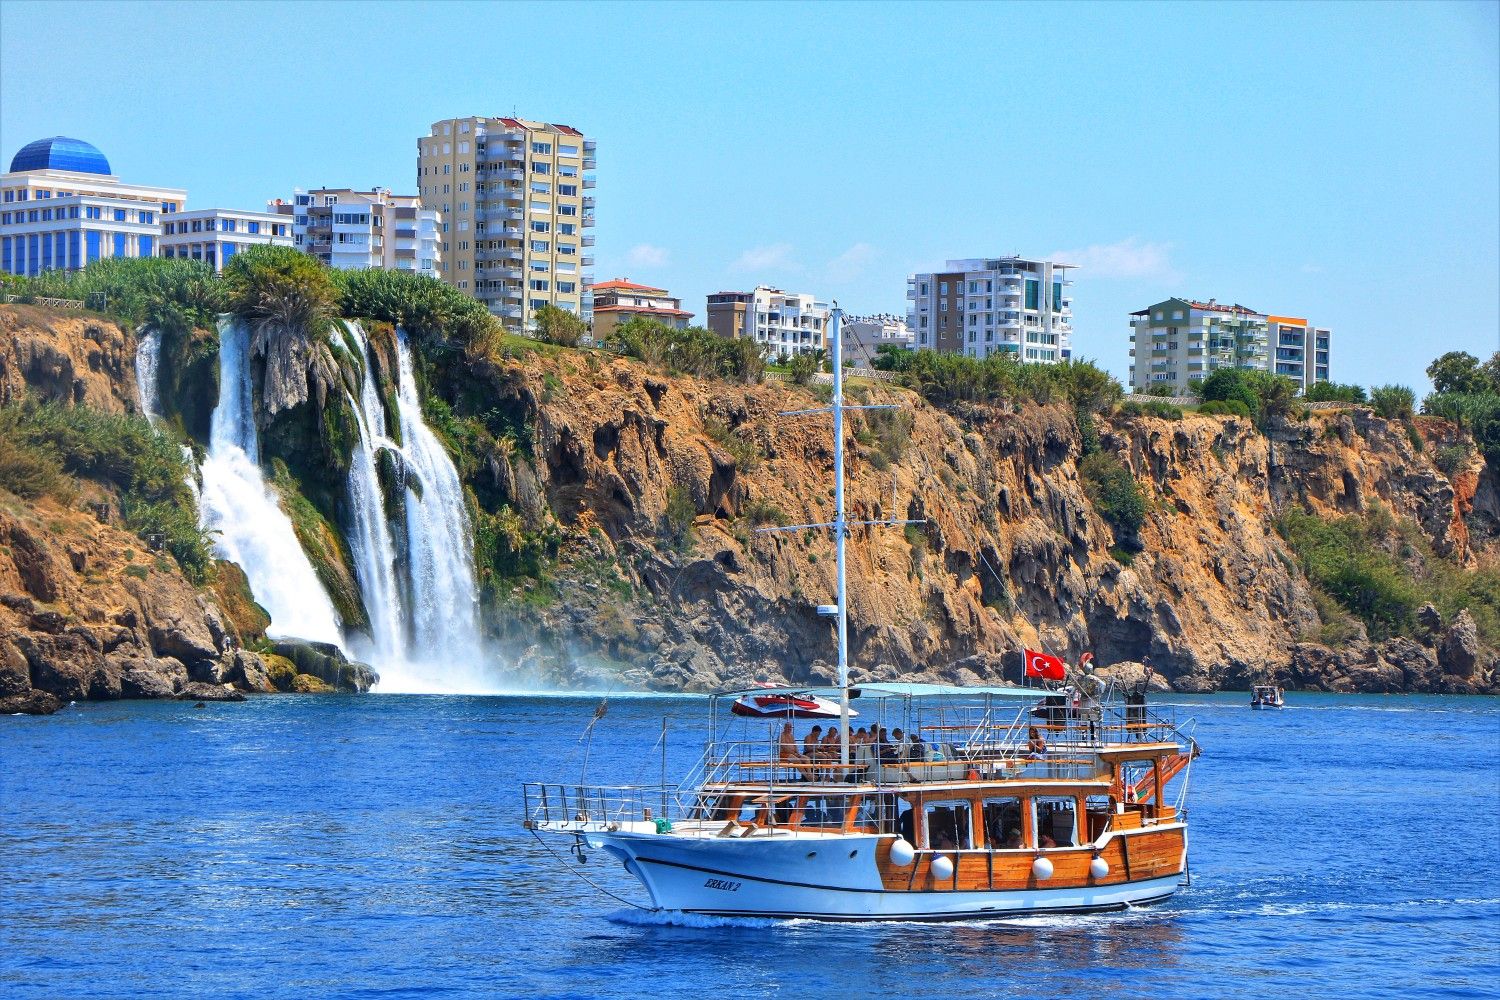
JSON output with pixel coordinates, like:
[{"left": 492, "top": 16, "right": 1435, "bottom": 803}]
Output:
[{"left": 832, "top": 306, "right": 850, "bottom": 767}]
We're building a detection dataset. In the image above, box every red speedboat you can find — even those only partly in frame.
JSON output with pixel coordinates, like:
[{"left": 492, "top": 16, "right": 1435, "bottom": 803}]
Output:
[{"left": 730, "top": 689, "right": 857, "bottom": 720}]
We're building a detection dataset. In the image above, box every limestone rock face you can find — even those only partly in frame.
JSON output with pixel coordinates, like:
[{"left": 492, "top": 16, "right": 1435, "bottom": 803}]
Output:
[
  {"left": 449, "top": 352, "right": 1496, "bottom": 695},
  {"left": 0, "top": 306, "right": 137, "bottom": 413},
  {"left": 0, "top": 500, "right": 271, "bottom": 706},
  {"left": 1439, "top": 610, "right": 1480, "bottom": 677}
]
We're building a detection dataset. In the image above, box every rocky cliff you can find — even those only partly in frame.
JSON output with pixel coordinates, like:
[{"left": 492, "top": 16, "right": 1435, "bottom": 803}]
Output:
[
  {"left": 3, "top": 303, "right": 1495, "bottom": 704},
  {"left": 427, "top": 343, "right": 1499, "bottom": 696}
]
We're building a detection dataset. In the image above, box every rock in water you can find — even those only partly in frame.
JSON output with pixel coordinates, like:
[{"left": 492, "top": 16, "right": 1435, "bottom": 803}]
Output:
[
  {"left": 1439, "top": 610, "right": 1481, "bottom": 677},
  {"left": 0, "top": 690, "right": 63, "bottom": 715},
  {"left": 269, "top": 639, "right": 377, "bottom": 693}
]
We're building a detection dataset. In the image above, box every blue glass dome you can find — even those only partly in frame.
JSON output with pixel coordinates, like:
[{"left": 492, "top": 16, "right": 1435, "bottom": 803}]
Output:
[{"left": 9, "top": 137, "right": 111, "bottom": 175}]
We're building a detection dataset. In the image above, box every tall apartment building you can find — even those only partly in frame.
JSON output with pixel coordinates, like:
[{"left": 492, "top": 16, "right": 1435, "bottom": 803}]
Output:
[
  {"left": 160, "top": 208, "right": 292, "bottom": 272},
  {"left": 906, "top": 256, "right": 1075, "bottom": 362},
  {"left": 707, "top": 286, "right": 831, "bottom": 358},
  {"left": 418, "top": 117, "right": 595, "bottom": 331},
  {"left": 1127, "top": 297, "right": 1331, "bottom": 393},
  {"left": 281, "top": 188, "right": 440, "bottom": 274},
  {"left": 1, "top": 136, "right": 184, "bottom": 275}
]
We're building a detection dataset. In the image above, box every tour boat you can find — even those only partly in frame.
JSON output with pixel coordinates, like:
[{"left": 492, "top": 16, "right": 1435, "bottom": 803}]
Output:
[
  {"left": 730, "top": 688, "right": 855, "bottom": 720},
  {"left": 1250, "top": 684, "right": 1285, "bottom": 710},
  {"left": 522, "top": 308, "right": 1201, "bottom": 920}
]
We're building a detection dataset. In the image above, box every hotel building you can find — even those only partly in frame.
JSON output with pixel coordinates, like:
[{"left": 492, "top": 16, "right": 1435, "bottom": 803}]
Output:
[
  {"left": 841, "top": 313, "right": 913, "bottom": 366},
  {"left": 281, "top": 188, "right": 441, "bottom": 275},
  {"left": 1127, "top": 297, "right": 1331, "bottom": 393},
  {"left": 906, "top": 257, "right": 1075, "bottom": 362},
  {"left": 160, "top": 208, "right": 292, "bottom": 272},
  {"left": 590, "top": 278, "right": 692, "bottom": 340},
  {"left": 707, "top": 286, "right": 832, "bottom": 358},
  {"left": 1, "top": 136, "right": 184, "bottom": 276},
  {"left": 417, "top": 116, "right": 596, "bottom": 331}
]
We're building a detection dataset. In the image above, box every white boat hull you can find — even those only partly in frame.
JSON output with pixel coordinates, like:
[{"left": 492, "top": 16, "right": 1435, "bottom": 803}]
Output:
[{"left": 583, "top": 829, "right": 1185, "bottom": 921}]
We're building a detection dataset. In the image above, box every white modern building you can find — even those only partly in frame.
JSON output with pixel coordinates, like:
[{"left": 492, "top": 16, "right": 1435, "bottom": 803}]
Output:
[
  {"left": 1, "top": 136, "right": 185, "bottom": 276},
  {"left": 907, "top": 256, "right": 1075, "bottom": 362},
  {"left": 1127, "top": 297, "right": 1331, "bottom": 393},
  {"left": 706, "top": 286, "right": 832, "bottom": 358},
  {"left": 841, "top": 313, "right": 913, "bottom": 365},
  {"left": 280, "top": 188, "right": 441, "bottom": 274},
  {"left": 159, "top": 208, "right": 293, "bottom": 272}
]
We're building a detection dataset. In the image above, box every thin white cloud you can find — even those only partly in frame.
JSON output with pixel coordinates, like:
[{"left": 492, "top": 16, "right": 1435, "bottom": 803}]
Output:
[
  {"left": 626, "top": 243, "right": 670, "bottom": 268},
  {"left": 731, "top": 242, "right": 797, "bottom": 272},
  {"left": 824, "top": 242, "right": 877, "bottom": 282},
  {"left": 1050, "top": 238, "right": 1181, "bottom": 284}
]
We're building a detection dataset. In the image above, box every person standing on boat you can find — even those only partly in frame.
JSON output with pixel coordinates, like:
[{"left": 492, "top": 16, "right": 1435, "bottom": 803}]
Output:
[{"left": 1075, "top": 653, "right": 1105, "bottom": 743}]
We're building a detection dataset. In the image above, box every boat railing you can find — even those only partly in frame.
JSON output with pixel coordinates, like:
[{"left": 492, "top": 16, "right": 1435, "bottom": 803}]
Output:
[
  {"left": 522, "top": 782, "right": 678, "bottom": 830},
  {"left": 694, "top": 734, "right": 1106, "bottom": 787}
]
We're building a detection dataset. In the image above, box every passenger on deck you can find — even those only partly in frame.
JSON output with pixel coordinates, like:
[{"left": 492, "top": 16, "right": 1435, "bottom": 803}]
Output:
[
  {"left": 779, "top": 723, "right": 810, "bottom": 765},
  {"left": 891, "top": 728, "right": 906, "bottom": 760},
  {"left": 803, "top": 725, "right": 823, "bottom": 760},
  {"left": 1027, "top": 726, "right": 1047, "bottom": 759},
  {"left": 1039, "top": 833, "right": 1057, "bottom": 848},
  {"left": 1001, "top": 828, "right": 1023, "bottom": 849}
]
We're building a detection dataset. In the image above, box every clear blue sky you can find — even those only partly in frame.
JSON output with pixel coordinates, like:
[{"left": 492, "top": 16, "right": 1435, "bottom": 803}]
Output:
[{"left": 3, "top": 1, "right": 1496, "bottom": 390}]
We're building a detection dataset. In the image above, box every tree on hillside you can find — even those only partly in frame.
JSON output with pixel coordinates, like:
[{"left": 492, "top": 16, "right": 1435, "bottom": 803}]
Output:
[
  {"left": 1200, "top": 368, "right": 1259, "bottom": 413},
  {"left": 532, "top": 304, "right": 587, "bottom": 347},
  {"left": 222, "top": 245, "right": 336, "bottom": 333},
  {"left": 1427, "top": 351, "right": 1487, "bottom": 395},
  {"left": 1369, "top": 385, "right": 1415, "bottom": 421},
  {"left": 1305, "top": 381, "right": 1368, "bottom": 404}
]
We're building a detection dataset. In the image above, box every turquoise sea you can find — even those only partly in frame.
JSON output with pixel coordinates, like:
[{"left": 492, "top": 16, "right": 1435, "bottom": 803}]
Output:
[{"left": 2, "top": 692, "right": 1497, "bottom": 999}]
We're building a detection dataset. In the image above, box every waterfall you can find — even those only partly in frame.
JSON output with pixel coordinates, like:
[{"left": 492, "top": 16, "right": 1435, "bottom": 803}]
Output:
[
  {"left": 341, "top": 322, "right": 406, "bottom": 665},
  {"left": 135, "top": 329, "right": 161, "bottom": 422},
  {"left": 197, "top": 317, "right": 343, "bottom": 645},
  {"left": 375, "top": 330, "right": 488, "bottom": 692}
]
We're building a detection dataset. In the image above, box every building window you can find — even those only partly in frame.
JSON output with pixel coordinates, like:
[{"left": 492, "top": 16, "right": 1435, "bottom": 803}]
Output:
[
  {"left": 531, "top": 141, "right": 552, "bottom": 154},
  {"left": 531, "top": 162, "right": 550, "bottom": 175},
  {"left": 558, "top": 184, "right": 577, "bottom": 196},
  {"left": 559, "top": 144, "right": 579, "bottom": 156}
]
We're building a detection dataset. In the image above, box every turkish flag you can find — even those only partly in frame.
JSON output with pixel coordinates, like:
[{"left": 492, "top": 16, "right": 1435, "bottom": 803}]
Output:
[{"left": 1025, "top": 649, "right": 1067, "bottom": 680}]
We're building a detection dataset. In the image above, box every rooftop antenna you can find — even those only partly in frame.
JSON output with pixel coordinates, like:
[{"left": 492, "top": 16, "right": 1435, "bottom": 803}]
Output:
[{"left": 758, "top": 303, "right": 924, "bottom": 767}]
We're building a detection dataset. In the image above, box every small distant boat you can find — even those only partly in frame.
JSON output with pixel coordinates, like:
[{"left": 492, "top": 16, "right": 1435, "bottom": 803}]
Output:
[
  {"left": 731, "top": 689, "right": 856, "bottom": 720},
  {"left": 1250, "top": 684, "right": 1285, "bottom": 710}
]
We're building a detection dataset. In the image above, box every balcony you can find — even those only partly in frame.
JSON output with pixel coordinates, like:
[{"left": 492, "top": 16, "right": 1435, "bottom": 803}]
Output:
[
  {"left": 582, "top": 177, "right": 596, "bottom": 189},
  {"left": 498, "top": 226, "right": 523, "bottom": 238},
  {"left": 581, "top": 214, "right": 596, "bottom": 227},
  {"left": 581, "top": 256, "right": 594, "bottom": 266},
  {"left": 394, "top": 228, "right": 417, "bottom": 239},
  {"left": 581, "top": 235, "right": 595, "bottom": 247},
  {"left": 497, "top": 167, "right": 525, "bottom": 181},
  {"left": 499, "top": 305, "right": 523, "bottom": 320},
  {"left": 498, "top": 266, "right": 523, "bottom": 280},
  {"left": 582, "top": 196, "right": 595, "bottom": 210},
  {"left": 484, "top": 206, "right": 522, "bottom": 222}
]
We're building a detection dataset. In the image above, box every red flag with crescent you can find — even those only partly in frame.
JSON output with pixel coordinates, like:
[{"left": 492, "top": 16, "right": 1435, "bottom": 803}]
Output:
[{"left": 1024, "top": 649, "right": 1066, "bottom": 680}]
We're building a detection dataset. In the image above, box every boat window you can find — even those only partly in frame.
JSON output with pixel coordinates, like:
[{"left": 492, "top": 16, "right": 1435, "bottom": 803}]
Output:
[
  {"left": 923, "top": 800, "right": 972, "bottom": 851},
  {"left": 737, "top": 797, "right": 768, "bottom": 823},
  {"left": 1119, "top": 759, "right": 1155, "bottom": 802},
  {"left": 896, "top": 799, "right": 915, "bottom": 843},
  {"left": 797, "top": 795, "right": 850, "bottom": 830},
  {"left": 1034, "top": 797, "right": 1078, "bottom": 848},
  {"left": 982, "top": 796, "right": 1024, "bottom": 850},
  {"left": 1085, "top": 795, "right": 1112, "bottom": 841}
]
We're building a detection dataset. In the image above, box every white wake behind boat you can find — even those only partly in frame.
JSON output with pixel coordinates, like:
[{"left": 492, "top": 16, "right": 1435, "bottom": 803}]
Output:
[{"left": 523, "top": 307, "right": 1201, "bottom": 921}]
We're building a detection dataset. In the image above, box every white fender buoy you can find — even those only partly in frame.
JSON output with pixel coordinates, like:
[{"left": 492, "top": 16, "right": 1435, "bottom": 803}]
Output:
[
  {"left": 1090, "top": 856, "right": 1110, "bottom": 879},
  {"left": 931, "top": 855, "right": 955, "bottom": 880},
  {"left": 889, "top": 839, "right": 915, "bottom": 867},
  {"left": 1032, "top": 856, "right": 1055, "bottom": 880}
]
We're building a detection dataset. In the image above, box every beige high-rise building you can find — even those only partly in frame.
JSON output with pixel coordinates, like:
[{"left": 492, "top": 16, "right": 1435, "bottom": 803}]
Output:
[{"left": 419, "top": 116, "right": 595, "bottom": 331}]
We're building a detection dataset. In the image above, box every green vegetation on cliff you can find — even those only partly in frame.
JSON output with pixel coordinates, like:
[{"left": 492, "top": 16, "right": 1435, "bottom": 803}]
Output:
[
  {"left": 605, "top": 316, "right": 767, "bottom": 384},
  {"left": 0, "top": 401, "right": 210, "bottom": 581},
  {"left": 1278, "top": 505, "right": 1499, "bottom": 646},
  {"left": 1424, "top": 351, "right": 1500, "bottom": 465}
]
